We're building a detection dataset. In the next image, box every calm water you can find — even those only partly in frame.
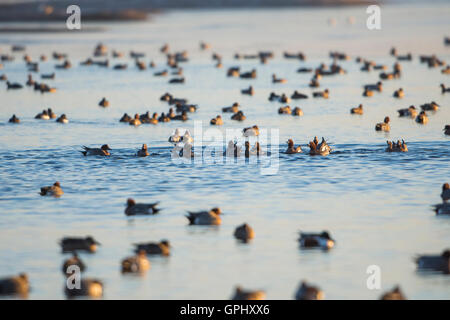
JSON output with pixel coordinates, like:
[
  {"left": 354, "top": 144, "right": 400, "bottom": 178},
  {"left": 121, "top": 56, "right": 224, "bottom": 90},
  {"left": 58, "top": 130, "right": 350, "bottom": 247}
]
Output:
[{"left": 0, "top": 3, "right": 450, "bottom": 299}]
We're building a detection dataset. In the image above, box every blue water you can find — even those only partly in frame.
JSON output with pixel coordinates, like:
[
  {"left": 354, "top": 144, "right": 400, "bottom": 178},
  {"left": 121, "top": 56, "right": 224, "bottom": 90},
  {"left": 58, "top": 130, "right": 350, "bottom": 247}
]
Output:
[{"left": 0, "top": 3, "right": 449, "bottom": 299}]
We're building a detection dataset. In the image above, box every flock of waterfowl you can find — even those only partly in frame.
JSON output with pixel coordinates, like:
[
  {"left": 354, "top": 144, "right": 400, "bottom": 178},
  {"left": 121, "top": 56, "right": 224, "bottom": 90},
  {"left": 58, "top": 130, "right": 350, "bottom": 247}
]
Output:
[{"left": 1, "top": 36, "right": 449, "bottom": 300}]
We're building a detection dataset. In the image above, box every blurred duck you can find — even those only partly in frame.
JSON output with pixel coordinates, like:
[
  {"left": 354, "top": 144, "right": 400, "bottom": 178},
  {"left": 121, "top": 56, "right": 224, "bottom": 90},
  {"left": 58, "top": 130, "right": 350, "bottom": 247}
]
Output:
[
  {"left": 129, "top": 114, "right": 142, "bottom": 126},
  {"left": 121, "top": 251, "right": 150, "bottom": 274},
  {"left": 113, "top": 63, "right": 127, "bottom": 70},
  {"left": 99, "top": 97, "right": 109, "bottom": 108},
  {"left": 62, "top": 254, "right": 86, "bottom": 275},
  {"left": 231, "top": 111, "right": 246, "bottom": 121},
  {"left": 309, "top": 77, "right": 320, "bottom": 88},
  {"left": 308, "top": 137, "right": 331, "bottom": 156},
  {"left": 56, "top": 114, "right": 68, "bottom": 124},
  {"left": 364, "top": 81, "right": 382, "bottom": 92},
  {"left": 136, "top": 144, "right": 149, "bottom": 157},
  {"left": 231, "top": 286, "right": 265, "bottom": 300},
  {"left": 81, "top": 144, "right": 111, "bottom": 156},
  {"left": 380, "top": 286, "right": 407, "bottom": 300},
  {"left": 234, "top": 223, "right": 255, "bottom": 242},
  {"left": 241, "top": 86, "right": 254, "bottom": 95},
  {"left": 278, "top": 106, "right": 291, "bottom": 115},
  {"left": 298, "top": 231, "right": 335, "bottom": 250},
  {"left": 47, "top": 108, "right": 57, "bottom": 119},
  {"left": 239, "top": 69, "right": 256, "bottom": 79},
  {"left": 415, "top": 249, "right": 449, "bottom": 274},
  {"left": 441, "top": 183, "right": 450, "bottom": 202},
  {"left": 41, "top": 73, "right": 55, "bottom": 80},
  {"left": 445, "top": 125, "right": 450, "bottom": 135},
  {"left": 0, "top": 74, "right": 7, "bottom": 81},
  {"left": 441, "top": 84, "right": 450, "bottom": 94},
  {"left": 272, "top": 74, "right": 287, "bottom": 83},
  {"left": 6, "top": 81, "right": 23, "bottom": 90},
  {"left": 415, "top": 111, "right": 428, "bottom": 124},
  {"left": 26, "top": 74, "right": 34, "bottom": 86},
  {"left": 285, "top": 139, "right": 302, "bottom": 154},
  {"left": 0, "top": 273, "right": 29, "bottom": 297},
  {"left": 292, "top": 107, "right": 303, "bottom": 116},
  {"left": 442, "top": 66, "right": 450, "bottom": 74},
  {"left": 186, "top": 208, "right": 222, "bottom": 226},
  {"left": 350, "top": 104, "right": 363, "bottom": 115},
  {"left": 313, "top": 89, "right": 329, "bottom": 98},
  {"left": 222, "top": 103, "right": 239, "bottom": 113},
  {"left": 125, "top": 198, "right": 160, "bottom": 216},
  {"left": 60, "top": 236, "right": 100, "bottom": 253},
  {"left": 8, "top": 114, "right": 20, "bottom": 123},
  {"left": 243, "top": 125, "right": 259, "bottom": 137},
  {"left": 363, "top": 88, "right": 374, "bottom": 97},
  {"left": 169, "top": 77, "right": 185, "bottom": 84},
  {"left": 65, "top": 279, "right": 103, "bottom": 298},
  {"left": 291, "top": 91, "right": 308, "bottom": 99},
  {"left": 134, "top": 240, "right": 171, "bottom": 256},
  {"left": 210, "top": 115, "right": 223, "bottom": 125},
  {"left": 433, "top": 202, "right": 450, "bottom": 215},
  {"left": 154, "top": 70, "right": 168, "bottom": 77},
  {"left": 375, "top": 117, "right": 390, "bottom": 132},
  {"left": 393, "top": 88, "right": 404, "bottom": 98},
  {"left": 172, "top": 111, "right": 188, "bottom": 121},
  {"left": 398, "top": 106, "right": 417, "bottom": 118},
  {"left": 40, "top": 181, "right": 64, "bottom": 197},
  {"left": 120, "top": 113, "right": 132, "bottom": 123},
  {"left": 420, "top": 101, "right": 439, "bottom": 111},
  {"left": 55, "top": 60, "right": 71, "bottom": 69},
  {"left": 227, "top": 66, "right": 240, "bottom": 77},
  {"left": 295, "top": 281, "right": 324, "bottom": 300},
  {"left": 158, "top": 112, "right": 170, "bottom": 122},
  {"left": 280, "top": 93, "right": 290, "bottom": 103},
  {"left": 385, "top": 140, "right": 408, "bottom": 152}
]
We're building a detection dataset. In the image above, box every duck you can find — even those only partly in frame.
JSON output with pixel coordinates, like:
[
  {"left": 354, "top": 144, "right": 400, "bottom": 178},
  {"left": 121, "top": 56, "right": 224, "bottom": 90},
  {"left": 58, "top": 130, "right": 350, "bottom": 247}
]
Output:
[
  {"left": 8, "top": 114, "right": 20, "bottom": 123},
  {"left": 364, "top": 81, "right": 382, "bottom": 92},
  {"left": 239, "top": 69, "right": 256, "bottom": 79},
  {"left": 56, "top": 60, "right": 71, "bottom": 69},
  {"left": 6, "top": 81, "right": 23, "bottom": 90},
  {"left": 298, "top": 231, "right": 335, "bottom": 250},
  {"left": 393, "top": 88, "right": 404, "bottom": 98},
  {"left": 375, "top": 116, "right": 390, "bottom": 132},
  {"left": 158, "top": 112, "right": 170, "bottom": 122},
  {"left": 397, "top": 106, "right": 417, "bottom": 118},
  {"left": 441, "top": 84, "right": 450, "bottom": 94},
  {"left": 119, "top": 113, "right": 132, "bottom": 123},
  {"left": 142, "top": 112, "right": 159, "bottom": 124},
  {"left": 241, "top": 86, "right": 254, "bottom": 95},
  {"left": 40, "top": 181, "right": 64, "bottom": 197},
  {"left": 125, "top": 198, "right": 160, "bottom": 216},
  {"left": 291, "top": 91, "right": 308, "bottom": 99},
  {"left": 441, "top": 183, "right": 450, "bottom": 202},
  {"left": 169, "top": 129, "right": 181, "bottom": 144},
  {"left": 292, "top": 107, "right": 303, "bottom": 116},
  {"left": 442, "top": 66, "right": 450, "bottom": 74},
  {"left": 268, "top": 92, "right": 281, "bottom": 102},
  {"left": 136, "top": 144, "right": 149, "bottom": 157},
  {"left": 56, "top": 114, "right": 69, "bottom": 124},
  {"left": 363, "top": 88, "right": 374, "bottom": 97},
  {"left": 168, "top": 108, "right": 176, "bottom": 119},
  {"left": 294, "top": 281, "right": 324, "bottom": 300},
  {"left": 227, "top": 66, "right": 240, "bottom": 77},
  {"left": 297, "top": 67, "right": 312, "bottom": 73},
  {"left": 350, "top": 104, "right": 363, "bottom": 115},
  {"left": 308, "top": 137, "right": 332, "bottom": 156},
  {"left": 279, "top": 93, "right": 291, "bottom": 103},
  {"left": 113, "top": 63, "right": 127, "bottom": 70},
  {"left": 62, "top": 254, "right": 86, "bottom": 275},
  {"left": 98, "top": 97, "right": 109, "bottom": 108},
  {"left": 313, "top": 89, "right": 329, "bottom": 99},
  {"left": 180, "top": 130, "right": 194, "bottom": 144},
  {"left": 176, "top": 103, "right": 197, "bottom": 113},
  {"left": 420, "top": 101, "right": 439, "bottom": 111},
  {"left": 415, "top": 249, "right": 449, "bottom": 274},
  {"left": 433, "top": 203, "right": 450, "bottom": 215},
  {"left": 60, "top": 236, "right": 100, "bottom": 253},
  {"left": 134, "top": 240, "right": 171, "bottom": 256},
  {"left": 154, "top": 69, "right": 168, "bottom": 77},
  {"left": 136, "top": 60, "right": 146, "bottom": 71},
  {"left": 186, "top": 208, "right": 222, "bottom": 225},
  {"left": 272, "top": 74, "right": 287, "bottom": 83},
  {"left": 210, "top": 115, "right": 223, "bottom": 125},
  {"left": 415, "top": 111, "right": 428, "bottom": 124},
  {"left": 231, "top": 111, "right": 246, "bottom": 121},
  {"left": 397, "top": 53, "right": 412, "bottom": 61},
  {"left": 81, "top": 144, "right": 111, "bottom": 156},
  {"left": 444, "top": 125, "right": 450, "bottom": 135},
  {"left": 65, "top": 279, "right": 103, "bottom": 298},
  {"left": 285, "top": 139, "right": 302, "bottom": 154},
  {"left": 309, "top": 77, "right": 320, "bottom": 88},
  {"left": 129, "top": 114, "right": 142, "bottom": 126},
  {"left": 41, "top": 73, "right": 55, "bottom": 80},
  {"left": 385, "top": 140, "right": 408, "bottom": 152},
  {"left": 169, "top": 77, "right": 185, "bottom": 84},
  {"left": 231, "top": 286, "right": 265, "bottom": 300},
  {"left": 0, "top": 273, "right": 29, "bottom": 297},
  {"left": 243, "top": 125, "right": 259, "bottom": 137},
  {"left": 121, "top": 251, "right": 150, "bottom": 274},
  {"left": 26, "top": 75, "right": 35, "bottom": 86},
  {"left": 46, "top": 108, "right": 57, "bottom": 119},
  {"left": 278, "top": 106, "right": 291, "bottom": 115},
  {"left": 380, "top": 286, "right": 407, "bottom": 300},
  {"left": 172, "top": 111, "right": 188, "bottom": 121},
  {"left": 234, "top": 223, "right": 255, "bottom": 242}
]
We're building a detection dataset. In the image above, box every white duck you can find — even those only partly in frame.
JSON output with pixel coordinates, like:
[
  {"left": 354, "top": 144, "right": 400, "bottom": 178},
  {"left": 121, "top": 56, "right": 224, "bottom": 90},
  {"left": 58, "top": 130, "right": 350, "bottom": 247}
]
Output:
[
  {"left": 181, "top": 130, "right": 193, "bottom": 144},
  {"left": 168, "top": 128, "right": 181, "bottom": 144}
]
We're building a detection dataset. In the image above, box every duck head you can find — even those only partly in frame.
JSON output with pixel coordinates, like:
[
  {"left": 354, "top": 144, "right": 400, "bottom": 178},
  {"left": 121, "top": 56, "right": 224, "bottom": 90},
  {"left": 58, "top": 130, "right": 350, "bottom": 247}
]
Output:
[
  {"left": 142, "top": 144, "right": 148, "bottom": 150},
  {"left": 127, "top": 198, "right": 136, "bottom": 207},
  {"left": 443, "top": 183, "right": 449, "bottom": 192},
  {"left": 384, "top": 116, "right": 390, "bottom": 124},
  {"left": 211, "top": 207, "right": 222, "bottom": 215},
  {"left": 53, "top": 181, "right": 61, "bottom": 187},
  {"left": 287, "top": 139, "right": 294, "bottom": 147}
]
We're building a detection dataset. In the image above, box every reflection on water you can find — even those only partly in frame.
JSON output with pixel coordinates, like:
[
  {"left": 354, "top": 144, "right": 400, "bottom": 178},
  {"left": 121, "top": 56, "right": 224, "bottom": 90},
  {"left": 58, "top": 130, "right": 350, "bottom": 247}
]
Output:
[{"left": 0, "top": 3, "right": 450, "bottom": 299}]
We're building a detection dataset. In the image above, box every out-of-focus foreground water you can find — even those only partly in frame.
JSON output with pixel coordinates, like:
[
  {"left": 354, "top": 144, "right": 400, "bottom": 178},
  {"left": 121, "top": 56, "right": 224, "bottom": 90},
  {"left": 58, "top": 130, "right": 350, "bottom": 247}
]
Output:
[{"left": 0, "top": 3, "right": 449, "bottom": 299}]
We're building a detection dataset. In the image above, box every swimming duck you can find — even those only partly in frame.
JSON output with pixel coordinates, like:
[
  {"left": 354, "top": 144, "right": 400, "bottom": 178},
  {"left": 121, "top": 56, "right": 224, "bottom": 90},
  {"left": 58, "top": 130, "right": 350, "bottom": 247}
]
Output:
[
  {"left": 210, "top": 115, "right": 223, "bottom": 125},
  {"left": 6, "top": 81, "right": 23, "bottom": 90},
  {"left": 81, "top": 144, "right": 111, "bottom": 156},
  {"left": 56, "top": 60, "right": 71, "bottom": 69},
  {"left": 350, "top": 104, "right": 363, "bottom": 115},
  {"left": 129, "top": 114, "right": 142, "bottom": 126},
  {"left": 158, "top": 112, "right": 170, "bottom": 122},
  {"left": 121, "top": 251, "right": 150, "bottom": 274},
  {"left": 176, "top": 103, "right": 197, "bottom": 113},
  {"left": 442, "top": 66, "right": 450, "bottom": 74},
  {"left": 119, "top": 113, "right": 132, "bottom": 122},
  {"left": 40, "top": 181, "right": 64, "bottom": 197},
  {"left": 154, "top": 69, "right": 168, "bottom": 77},
  {"left": 441, "top": 183, "right": 450, "bottom": 202},
  {"left": 385, "top": 140, "right": 408, "bottom": 152},
  {"left": 397, "top": 53, "right": 412, "bottom": 61},
  {"left": 231, "top": 111, "right": 246, "bottom": 121},
  {"left": 56, "top": 114, "right": 69, "bottom": 124},
  {"left": 415, "top": 249, "right": 449, "bottom": 274},
  {"left": 172, "top": 111, "right": 188, "bottom": 121},
  {"left": 444, "top": 125, "right": 450, "bottom": 135},
  {"left": 25, "top": 75, "right": 35, "bottom": 86},
  {"left": 272, "top": 74, "right": 287, "bottom": 83},
  {"left": 239, "top": 69, "right": 257, "bottom": 79},
  {"left": 284, "top": 51, "right": 306, "bottom": 60},
  {"left": 286, "top": 139, "right": 302, "bottom": 154},
  {"left": 397, "top": 105, "right": 417, "bottom": 118},
  {"left": 169, "top": 77, "right": 185, "bottom": 84},
  {"left": 46, "top": 108, "right": 56, "bottom": 119},
  {"left": 113, "top": 63, "right": 127, "bottom": 70},
  {"left": 234, "top": 223, "right": 255, "bottom": 242},
  {"left": 231, "top": 286, "right": 265, "bottom": 300},
  {"left": 279, "top": 93, "right": 290, "bottom": 103},
  {"left": 8, "top": 114, "right": 20, "bottom": 123},
  {"left": 125, "top": 198, "right": 160, "bottom": 216},
  {"left": 291, "top": 91, "right": 308, "bottom": 99},
  {"left": 241, "top": 86, "right": 254, "bottom": 95},
  {"left": 134, "top": 240, "right": 171, "bottom": 256},
  {"left": 298, "top": 231, "right": 335, "bottom": 250},
  {"left": 0, "top": 273, "right": 29, "bottom": 297},
  {"left": 142, "top": 112, "right": 159, "bottom": 124},
  {"left": 313, "top": 89, "right": 329, "bottom": 99},
  {"left": 65, "top": 278, "right": 103, "bottom": 298},
  {"left": 222, "top": 103, "right": 240, "bottom": 114},
  {"left": 441, "top": 84, "right": 450, "bottom": 94},
  {"left": 94, "top": 43, "right": 107, "bottom": 57},
  {"left": 292, "top": 107, "right": 303, "bottom": 116},
  {"left": 309, "top": 77, "right": 320, "bottom": 88},
  {"left": 243, "top": 125, "right": 259, "bottom": 137},
  {"left": 278, "top": 106, "right": 292, "bottom": 115},
  {"left": 308, "top": 137, "right": 332, "bottom": 156},
  {"left": 136, "top": 144, "right": 149, "bottom": 157},
  {"left": 149, "top": 61, "right": 156, "bottom": 68},
  {"left": 62, "top": 253, "right": 86, "bottom": 275},
  {"left": 433, "top": 203, "right": 450, "bottom": 215},
  {"left": 41, "top": 73, "right": 55, "bottom": 80},
  {"left": 297, "top": 67, "right": 312, "bottom": 73},
  {"left": 420, "top": 101, "right": 439, "bottom": 111},
  {"left": 363, "top": 88, "right": 374, "bottom": 97},
  {"left": 168, "top": 108, "right": 176, "bottom": 119},
  {"left": 268, "top": 92, "right": 281, "bottom": 102},
  {"left": 60, "top": 236, "right": 100, "bottom": 253},
  {"left": 415, "top": 111, "right": 428, "bottom": 124},
  {"left": 98, "top": 97, "right": 109, "bottom": 108},
  {"left": 227, "top": 66, "right": 240, "bottom": 77},
  {"left": 380, "top": 286, "right": 407, "bottom": 300},
  {"left": 168, "top": 129, "right": 181, "bottom": 144},
  {"left": 294, "top": 281, "right": 324, "bottom": 300},
  {"left": 393, "top": 88, "right": 404, "bottom": 98},
  {"left": 379, "top": 72, "right": 395, "bottom": 80},
  {"left": 186, "top": 208, "right": 222, "bottom": 226},
  {"left": 375, "top": 116, "right": 390, "bottom": 132}
]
